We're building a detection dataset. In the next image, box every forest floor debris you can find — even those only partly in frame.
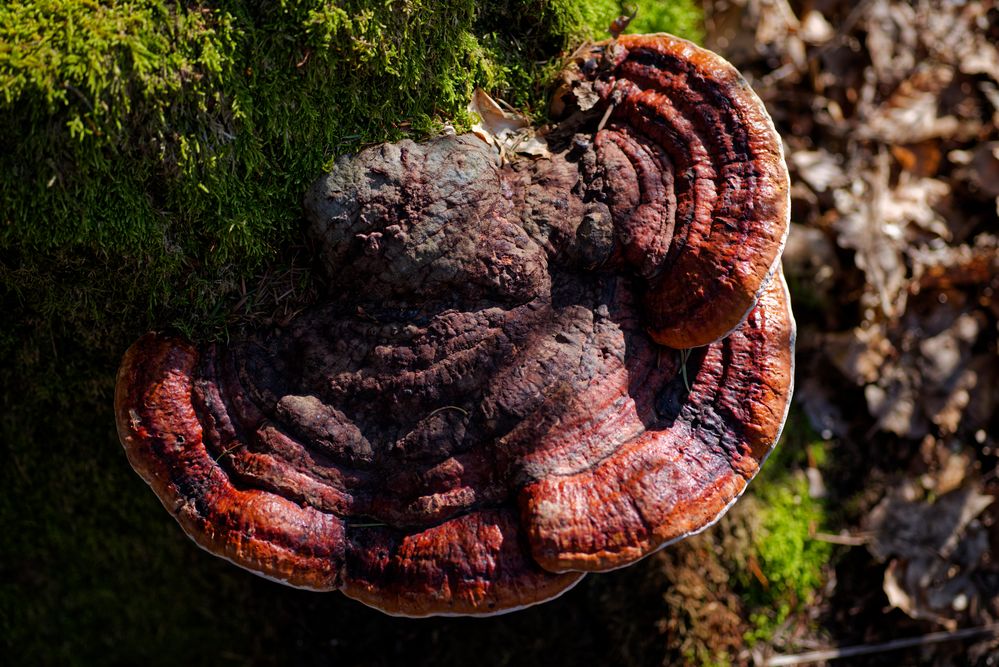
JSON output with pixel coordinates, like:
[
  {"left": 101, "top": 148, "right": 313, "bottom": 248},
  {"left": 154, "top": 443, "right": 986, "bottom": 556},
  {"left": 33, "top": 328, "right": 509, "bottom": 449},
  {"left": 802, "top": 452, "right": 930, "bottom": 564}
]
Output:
[{"left": 690, "top": 1, "right": 999, "bottom": 663}]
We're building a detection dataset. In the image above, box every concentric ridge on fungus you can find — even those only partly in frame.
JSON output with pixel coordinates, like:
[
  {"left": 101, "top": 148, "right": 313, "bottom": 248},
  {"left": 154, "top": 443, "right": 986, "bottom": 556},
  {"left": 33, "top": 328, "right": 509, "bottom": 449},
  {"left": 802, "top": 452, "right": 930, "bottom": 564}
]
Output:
[{"left": 115, "top": 33, "right": 793, "bottom": 617}]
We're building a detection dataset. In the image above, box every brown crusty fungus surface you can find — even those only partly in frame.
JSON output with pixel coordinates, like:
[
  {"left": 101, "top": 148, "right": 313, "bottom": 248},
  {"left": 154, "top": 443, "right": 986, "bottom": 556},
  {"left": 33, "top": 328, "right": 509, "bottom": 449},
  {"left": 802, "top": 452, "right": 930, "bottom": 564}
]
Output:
[{"left": 115, "top": 33, "right": 793, "bottom": 617}]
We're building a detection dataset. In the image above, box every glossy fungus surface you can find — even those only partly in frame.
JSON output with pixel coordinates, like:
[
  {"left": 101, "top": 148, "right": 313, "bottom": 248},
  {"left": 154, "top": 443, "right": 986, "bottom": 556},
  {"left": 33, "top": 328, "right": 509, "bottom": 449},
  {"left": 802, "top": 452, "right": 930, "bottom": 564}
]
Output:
[{"left": 116, "top": 33, "right": 793, "bottom": 616}]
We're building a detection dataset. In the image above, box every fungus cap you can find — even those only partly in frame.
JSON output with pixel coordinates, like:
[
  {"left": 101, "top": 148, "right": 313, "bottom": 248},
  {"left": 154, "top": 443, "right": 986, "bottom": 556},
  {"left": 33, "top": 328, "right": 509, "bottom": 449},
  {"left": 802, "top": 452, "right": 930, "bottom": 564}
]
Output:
[{"left": 115, "top": 32, "right": 793, "bottom": 617}]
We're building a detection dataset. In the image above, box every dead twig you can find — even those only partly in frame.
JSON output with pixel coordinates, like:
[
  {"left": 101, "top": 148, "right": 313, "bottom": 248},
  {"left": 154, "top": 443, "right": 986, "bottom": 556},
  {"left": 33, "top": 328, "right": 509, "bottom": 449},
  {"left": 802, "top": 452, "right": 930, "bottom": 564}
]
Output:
[
  {"left": 596, "top": 102, "right": 616, "bottom": 133},
  {"left": 765, "top": 622, "right": 999, "bottom": 666},
  {"left": 811, "top": 531, "right": 873, "bottom": 546},
  {"left": 214, "top": 442, "right": 245, "bottom": 463}
]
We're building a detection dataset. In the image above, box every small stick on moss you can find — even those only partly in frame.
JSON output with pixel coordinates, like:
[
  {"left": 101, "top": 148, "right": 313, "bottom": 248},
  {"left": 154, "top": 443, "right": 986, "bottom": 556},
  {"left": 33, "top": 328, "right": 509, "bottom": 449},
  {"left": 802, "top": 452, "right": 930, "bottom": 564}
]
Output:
[
  {"left": 608, "top": 4, "right": 637, "bottom": 39},
  {"left": 595, "top": 86, "right": 626, "bottom": 134},
  {"left": 811, "top": 531, "right": 873, "bottom": 546},
  {"left": 596, "top": 102, "right": 616, "bottom": 133},
  {"left": 747, "top": 553, "right": 769, "bottom": 589},
  {"left": 63, "top": 83, "right": 95, "bottom": 111}
]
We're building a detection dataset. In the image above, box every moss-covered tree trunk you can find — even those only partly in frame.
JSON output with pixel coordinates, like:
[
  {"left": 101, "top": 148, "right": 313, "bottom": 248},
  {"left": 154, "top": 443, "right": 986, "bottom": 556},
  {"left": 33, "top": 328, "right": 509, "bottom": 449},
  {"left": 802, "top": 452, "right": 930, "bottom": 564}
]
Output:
[{"left": 0, "top": 2, "right": 703, "bottom": 663}]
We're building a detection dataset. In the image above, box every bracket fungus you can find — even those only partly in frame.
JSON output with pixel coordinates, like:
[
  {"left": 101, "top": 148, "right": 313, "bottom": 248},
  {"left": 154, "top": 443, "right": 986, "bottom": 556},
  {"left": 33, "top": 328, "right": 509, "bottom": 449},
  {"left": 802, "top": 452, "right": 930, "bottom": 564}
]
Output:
[{"left": 116, "top": 33, "right": 793, "bottom": 617}]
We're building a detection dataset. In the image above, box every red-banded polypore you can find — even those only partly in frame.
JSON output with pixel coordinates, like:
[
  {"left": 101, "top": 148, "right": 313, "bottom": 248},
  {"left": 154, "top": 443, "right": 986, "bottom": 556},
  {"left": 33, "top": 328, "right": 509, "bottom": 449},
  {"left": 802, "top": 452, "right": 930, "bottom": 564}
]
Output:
[{"left": 116, "top": 33, "right": 793, "bottom": 617}]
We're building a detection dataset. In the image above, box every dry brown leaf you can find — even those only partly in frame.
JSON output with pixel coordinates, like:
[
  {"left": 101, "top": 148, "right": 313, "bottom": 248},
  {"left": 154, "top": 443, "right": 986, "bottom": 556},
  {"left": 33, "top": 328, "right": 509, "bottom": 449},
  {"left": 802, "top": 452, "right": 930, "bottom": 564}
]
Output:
[
  {"left": 864, "top": 0, "right": 919, "bottom": 84},
  {"left": 866, "top": 481, "right": 994, "bottom": 628},
  {"left": 789, "top": 149, "right": 846, "bottom": 193},
  {"left": 824, "top": 325, "right": 892, "bottom": 387},
  {"left": 468, "top": 88, "right": 551, "bottom": 162},
  {"left": 798, "top": 9, "right": 834, "bottom": 45},
  {"left": 910, "top": 234, "right": 999, "bottom": 291},
  {"left": 860, "top": 65, "right": 981, "bottom": 143}
]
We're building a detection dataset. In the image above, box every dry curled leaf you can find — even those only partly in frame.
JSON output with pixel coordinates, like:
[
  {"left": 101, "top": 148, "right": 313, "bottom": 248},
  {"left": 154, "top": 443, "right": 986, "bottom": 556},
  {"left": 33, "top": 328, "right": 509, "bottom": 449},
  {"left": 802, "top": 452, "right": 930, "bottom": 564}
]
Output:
[
  {"left": 468, "top": 88, "right": 550, "bottom": 161},
  {"left": 867, "top": 481, "right": 994, "bottom": 628}
]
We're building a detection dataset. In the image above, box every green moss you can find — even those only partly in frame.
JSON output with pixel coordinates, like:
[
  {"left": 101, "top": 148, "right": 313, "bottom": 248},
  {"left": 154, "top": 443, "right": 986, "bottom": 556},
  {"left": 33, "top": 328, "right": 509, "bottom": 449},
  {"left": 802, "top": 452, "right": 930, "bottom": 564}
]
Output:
[
  {"left": 745, "top": 475, "right": 830, "bottom": 641},
  {"left": 0, "top": 0, "right": 704, "bottom": 350},
  {"left": 628, "top": 0, "right": 704, "bottom": 41},
  {"left": 467, "top": 0, "right": 702, "bottom": 120},
  {"left": 741, "top": 411, "right": 834, "bottom": 646},
  {"left": 574, "top": 0, "right": 703, "bottom": 42},
  {"left": 650, "top": 411, "right": 834, "bottom": 665}
]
